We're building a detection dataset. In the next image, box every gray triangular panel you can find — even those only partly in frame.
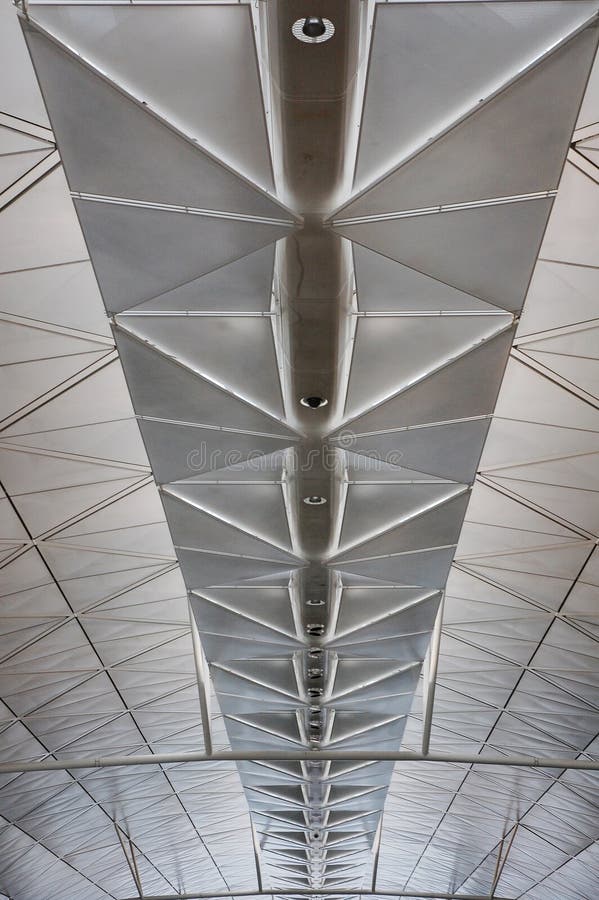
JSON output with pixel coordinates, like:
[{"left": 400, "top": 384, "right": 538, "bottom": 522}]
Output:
[
  {"left": 115, "top": 329, "right": 294, "bottom": 437},
  {"left": 139, "top": 419, "right": 296, "bottom": 484},
  {"left": 346, "top": 327, "right": 515, "bottom": 433},
  {"left": 162, "top": 493, "right": 297, "bottom": 565},
  {"left": 333, "top": 493, "right": 469, "bottom": 563},
  {"left": 353, "top": 244, "right": 495, "bottom": 312},
  {"left": 74, "top": 198, "right": 290, "bottom": 312},
  {"left": 335, "top": 418, "right": 491, "bottom": 485},
  {"left": 354, "top": 1, "right": 599, "bottom": 189},
  {"left": 24, "top": 23, "right": 286, "bottom": 218},
  {"left": 179, "top": 547, "right": 297, "bottom": 590},
  {"left": 335, "top": 545, "right": 457, "bottom": 590},
  {"left": 336, "top": 198, "right": 553, "bottom": 312},
  {"left": 167, "top": 482, "right": 292, "bottom": 553},
  {"left": 30, "top": 4, "right": 275, "bottom": 190},
  {"left": 339, "top": 482, "right": 464, "bottom": 552},
  {"left": 118, "top": 315, "right": 284, "bottom": 418},
  {"left": 134, "top": 243, "right": 276, "bottom": 313},
  {"left": 345, "top": 25, "right": 599, "bottom": 217},
  {"left": 345, "top": 315, "right": 510, "bottom": 419}
]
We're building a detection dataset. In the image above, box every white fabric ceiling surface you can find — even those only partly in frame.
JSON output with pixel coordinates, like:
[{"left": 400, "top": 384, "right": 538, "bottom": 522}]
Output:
[
  {"left": 0, "top": 1, "right": 599, "bottom": 899},
  {"left": 0, "top": 2, "right": 258, "bottom": 898},
  {"left": 372, "top": 27, "right": 599, "bottom": 900}
]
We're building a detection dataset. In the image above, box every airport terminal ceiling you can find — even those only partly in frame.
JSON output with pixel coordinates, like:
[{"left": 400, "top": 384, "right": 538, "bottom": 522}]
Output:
[{"left": 1, "top": 1, "right": 599, "bottom": 898}]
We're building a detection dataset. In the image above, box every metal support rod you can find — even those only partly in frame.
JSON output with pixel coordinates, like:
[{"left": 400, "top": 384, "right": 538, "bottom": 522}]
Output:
[
  {"left": 115, "top": 823, "right": 144, "bottom": 898},
  {"left": 422, "top": 593, "right": 444, "bottom": 756},
  {"left": 188, "top": 599, "right": 213, "bottom": 757},
  {"left": 251, "top": 822, "right": 264, "bottom": 893},
  {"left": 119, "top": 891, "right": 512, "bottom": 900},
  {"left": 491, "top": 823, "right": 519, "bottom": 897},
  {"left": 370, "top": 815, "right": 383, "bottom": 892},
  {"left": 2, "top": 749, "right": 598, "bottom": 775}
]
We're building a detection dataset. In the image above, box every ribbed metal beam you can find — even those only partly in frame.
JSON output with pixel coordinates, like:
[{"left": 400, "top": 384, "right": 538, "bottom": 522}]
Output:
[
  {"left": 1, "top": 750, "right": 598, "bottom": 774},
  {"left": 119, "top": 890, "right": 512, "bottom": 900}
]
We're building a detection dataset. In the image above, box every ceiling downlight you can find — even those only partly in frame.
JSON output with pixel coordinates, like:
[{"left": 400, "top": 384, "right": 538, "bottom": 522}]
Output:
[{"left": 292, "top": 17, "right": 335, "bottom": 44}]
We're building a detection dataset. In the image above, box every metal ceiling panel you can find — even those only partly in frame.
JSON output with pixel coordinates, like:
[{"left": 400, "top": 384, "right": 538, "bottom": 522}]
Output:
[
  {"left": 30, "top": 3, "right": 275, "bottom": 190},
  {"left": 335, "top": 197, "right": 555, "bottom": 312},
  {"left": 354, "top": 0, "right": 599, "bottom": 190},
  {"left": 73, "top": 198, "right": 292, "bottom": 311},
  {"left": 2, "top": 1, "right": 599, "bottom": 897},
  {"left": 344, "top": 23, "right": 599, "bottom": 218}
]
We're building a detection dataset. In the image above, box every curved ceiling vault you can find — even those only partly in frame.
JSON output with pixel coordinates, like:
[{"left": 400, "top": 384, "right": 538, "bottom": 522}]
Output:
[{"left": 0, "top": 1, "right": 599, "bottom": 899}]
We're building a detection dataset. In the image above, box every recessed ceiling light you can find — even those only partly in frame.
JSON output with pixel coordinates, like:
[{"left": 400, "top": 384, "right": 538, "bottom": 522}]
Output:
[
  {"left": 292, "top": 16, "right": 335, "bottom": 44},
  {"left": 304, "top": 495, "right": 327, "bottom": 506},
  {"left": 300, "top": 395, "right": 328, "bottom": 409}
]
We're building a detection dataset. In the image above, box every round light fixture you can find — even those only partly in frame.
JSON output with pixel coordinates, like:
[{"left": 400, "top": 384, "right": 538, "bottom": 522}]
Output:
[
  {"left": 307, "top": 597, "right": 325, "bottom": 606},
  {"left": 300, "top": 395, "right": 328, "bottom": 409},
  {"left": 303, "top": 495, "right": 327, "bottom": 506},
  {"left": 292, "top": 16, "right": 335, "bottom": 44}
]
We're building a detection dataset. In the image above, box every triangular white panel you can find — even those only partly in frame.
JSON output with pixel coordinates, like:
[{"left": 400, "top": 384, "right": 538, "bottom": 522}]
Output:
[
  {"left": 133, "top": 244, "right": 276, "bottom": 314},
  {"left": 24, "top": 24, "right": 285, "bottom": 219},
  {"left": 0, "top": 351, "right": 109, "bottom": 424},
  {"left": 542, "top": 161, "right": 599, "bottom": 266},
  {"left": 1, "top": 418, "right": 147, "bottom": 469},
  {"left": 354, "top": 0, "right": 599, "bottom": 189},
  {"left": 462, "top": 480, "right": 581, "bottom": 540},
  {"left": 518, "top": 259, "right": 599, "bottom": 337},
  {"left": 193, "top": 585, "right": 295, "bottom": 638},
  {"left": 0, "top": 126, "right": 51, "bottom": 155},
  {"left": 0, "top": 167, "right": 88, "bottom": 273},
  {"left": 167, "top": 482, "right": 292, "bottom": 553},
  {"left": 0, "top": 261, "right": 110, "bottom": 336},
  {"left": 524, "top": 350, "right": 599, "bottom": 400},
  {"left": 1, "top": 5, "right": 50, "bottom": 125},
  {"left": 139, "top": 419, "right": 296, "bottom": 485},
  {"left": 1, "top": 360, "right": 135, "bottom": 435},
  {"left": 344, "top": 317, "right": 512, "bottom": 420},
  {"left": 114, "top": 329, "right": 292, "bottom": 438},
  {"left": 345, "top": 327, "right": 514, "bottom": 433},
  {"left": 335, "top": 418, "right": 491, "bottom": 485},
  {"left": 353, "top": 244, "right": 495, "bottom": 312},
  {"left": 74, "top": 198, "right": 291, "bottom": 312},
  {"left": 0, "top": 147, "right": 52, "bottom": 193},
  {"left": 30, "top": 4, "right": 275, "bottom": 190},
  {"left": 11, "top": 475, "right": 145, "bottom": 538},
  {"left": 494, "top": 358, "right": 599, "bottom": 430},
  {"left": 334, "top": 587, "right": 439, "bottom": 639},
  {"left": 162, "top": 494, "right": 297, "bottom": 565},
  {"left": 336, "top": 198, "right": 553, "bottom": 312},
  {"left": 344, "top": 25, "right": 598, "bottom": 217},
  {"left": 333, "top": 493, "right": 469, "bottom": 563},
  {"left": 339, "top": 482, "right": 464, "bottom": 552},
  {"left": 480, "top": 417, "right": 599, "bottom": 471},
  {"left": 334, "top": 546, "right": 457, "bottom": 589},
  {"left": 486, "top": 475, "right": 599, "bottom": 535},
  {"left": 118, "top": 315, "right": 284, "bottom": 418}
]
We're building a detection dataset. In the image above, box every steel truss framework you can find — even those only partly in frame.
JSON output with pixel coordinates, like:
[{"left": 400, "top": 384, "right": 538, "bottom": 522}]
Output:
[{"left": 0, "top": 2, "right": 599, "bottom": 900}]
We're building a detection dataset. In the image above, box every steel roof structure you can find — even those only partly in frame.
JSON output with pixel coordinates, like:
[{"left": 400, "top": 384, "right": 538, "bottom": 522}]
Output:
[{"left": 1, "top": 1, "right": 599, "bottom": 899}]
